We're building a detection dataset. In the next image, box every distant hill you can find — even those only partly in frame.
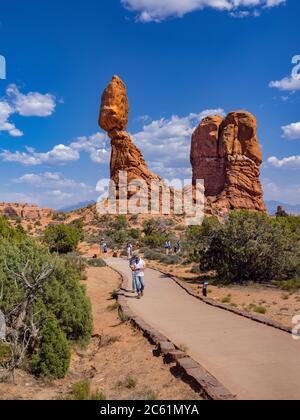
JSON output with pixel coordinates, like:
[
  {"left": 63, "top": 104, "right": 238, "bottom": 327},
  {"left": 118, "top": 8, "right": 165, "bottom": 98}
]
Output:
[
  {"left": 266, "top": 201, "right": 300, "bottom": 216},
  {"left": 58, "top": 200, "right": 96, "bottom": 213}
]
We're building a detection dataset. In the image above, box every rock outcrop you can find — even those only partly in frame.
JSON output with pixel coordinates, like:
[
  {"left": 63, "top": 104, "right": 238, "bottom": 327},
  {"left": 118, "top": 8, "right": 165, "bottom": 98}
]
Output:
[
  {"left": 99, "top": 76, "right": 161, "bottom": 194},
  {"left": 191, "top": 111, "right": 266, "bottom": 216},
  {"left": 0, "top": 203, "right": 53, "bottom": 221}
]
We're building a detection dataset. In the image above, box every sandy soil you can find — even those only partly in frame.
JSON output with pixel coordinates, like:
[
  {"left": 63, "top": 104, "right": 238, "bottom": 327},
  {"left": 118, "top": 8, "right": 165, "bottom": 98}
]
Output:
[
  {"left": 0, "top": 266, "right": 202, "bottom": 401},
  {"left": 146, "top": 260, "right": 300, "bottom": 330}
]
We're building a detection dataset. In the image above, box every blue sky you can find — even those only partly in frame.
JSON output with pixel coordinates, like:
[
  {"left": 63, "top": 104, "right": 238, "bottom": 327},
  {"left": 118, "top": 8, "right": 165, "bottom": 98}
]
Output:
[{"left": 0, "top": 0, "right": 299, "bottom": 209}]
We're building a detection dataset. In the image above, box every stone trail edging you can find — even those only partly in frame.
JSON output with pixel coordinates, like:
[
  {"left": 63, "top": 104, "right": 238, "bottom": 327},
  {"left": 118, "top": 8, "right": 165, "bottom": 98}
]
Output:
[
  {"left": 153, "top": 268, "right": 292, "bottom": 335},
  {"left": 108, "top": 262, "right": 236, "bottom": 401}
]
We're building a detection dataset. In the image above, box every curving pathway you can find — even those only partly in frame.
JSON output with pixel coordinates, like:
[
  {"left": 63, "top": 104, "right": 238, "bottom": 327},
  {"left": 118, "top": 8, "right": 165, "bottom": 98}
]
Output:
[{"left": 107, "top": 258, "right": 300, "bottom": 400}]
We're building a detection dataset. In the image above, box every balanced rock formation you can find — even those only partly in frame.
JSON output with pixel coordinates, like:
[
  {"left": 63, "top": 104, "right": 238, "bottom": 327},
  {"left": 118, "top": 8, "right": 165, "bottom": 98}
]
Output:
[
  {"left": 191, "top": 111, "right": 266, "bottom": 216},
  {"left": 99, "top": 76, "right": 161, "bottom": 194}
]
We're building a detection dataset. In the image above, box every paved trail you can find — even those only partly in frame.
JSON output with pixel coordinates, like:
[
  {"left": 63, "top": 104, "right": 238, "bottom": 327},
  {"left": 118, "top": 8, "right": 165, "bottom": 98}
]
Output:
[{"left": 107, "top": 258, "right": 300, "bottom": 400}]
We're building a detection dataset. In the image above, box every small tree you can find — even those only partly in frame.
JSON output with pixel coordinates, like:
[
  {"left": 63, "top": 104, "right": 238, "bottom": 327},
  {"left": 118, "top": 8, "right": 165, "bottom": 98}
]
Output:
[{"left": 44, "top": 224, "right": 83, "bottom": 254}]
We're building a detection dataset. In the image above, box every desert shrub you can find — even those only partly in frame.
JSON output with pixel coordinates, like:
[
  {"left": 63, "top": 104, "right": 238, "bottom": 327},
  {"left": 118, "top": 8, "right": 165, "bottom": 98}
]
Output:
[
  {"left": 112, "top": 215, "right": 128, "bottom": 230},
  {"left": 44, "top": 223, "right": 83, "bottom": 254},
  {"left": 253, "top": 306, "right": 267, "bottom": 315},
  {"left": 175, "top": 225, "right": 186, "bottom": 232},
  {"left": 130, "top": 214, "right": 139, "bottom": 224},
  {"left": 110, "top": 229, "right": 128, "bottom": 246},
  {"left": 88, "top": 258, "right": 107, "bottom": 268},
  {"left": 190, "top": 264, "right": 201, "bottom": 274},
  {"left": 62, "top": 253, "right": 87, "bottom": 273},
  {"left": 196, "top": 211, "right": 300, "bottom": 284},
  {"left": 117, "top": 375, "right": 137, "bottom": 389},
  {"left": 146, "top": 390, "right": 158, "bottom": 400},
  {"left": 158, "top": 254, "right": 182, "bottom": 265},
  {"left": 100, "top": 335, "right": 121, "bottom": 348},
  {"left": 68, "top": 379, "right": 90, "bottom": 400},
  {"left": 53, "top": 211, "right": 67, "bottom": 222},
  {"left": 142, "top": 218, "right": 173, "bottom": 238},
  {"left": 0, "top": 216, "right": 26, "bottom": 241},
  {"left": 43, "top": 261, "right": 93, "bottom": 345},
  {"left": 128, "top": 228, "right": 141, "bottom": 241},
  {"left": 66, "top": 380, "right": 106, "bottom": 401},
  {"left": 143, "top": 249, "right": 162, "bottom": 261},
  {"left": 31, "top": 315, "right": 70, "bottom": 379},
  {"left": 277, "top": 279, "right": 300, "bottom": 292},
  {"left": 0, "top": 224, "right": 93, "bottom": 378},
  {"left": 0, "top": 342, "right": 10, "bottom": 364},
  {"left": 142, "top": 233, "right": 167, "bottom": 248},
  {"left": 90, "top": 390, "right": 107, "bottom": 400}
]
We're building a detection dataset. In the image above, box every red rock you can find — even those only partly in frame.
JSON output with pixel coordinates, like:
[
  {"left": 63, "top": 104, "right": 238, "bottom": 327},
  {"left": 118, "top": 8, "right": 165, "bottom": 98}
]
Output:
[
  {"left": 191, "top": 111, "right": 266, "bottom": 216},
  {"left": 0, "top": 203, "right": 53, "bottom": 221},
  {"left": 99, "top": 76, "right": 161, "bottom": 198}
]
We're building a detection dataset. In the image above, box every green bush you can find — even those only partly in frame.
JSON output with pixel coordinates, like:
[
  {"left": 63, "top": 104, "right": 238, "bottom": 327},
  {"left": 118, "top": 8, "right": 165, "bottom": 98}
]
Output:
[
  {"left": 128, "top": 228, "right": 141, "bottom": 240},
  {"left": 0, "top": 342, "right": 10, "bottom": 364},
  {"left": 142, "top": 233, "right": 167, "bottom": 248},
  {"left": 112, "top": 215, "right": 128, "bottom": 230},
  {"left": 158, "top": 254, "right": 181, "bottom": 265},
  {"left": 62, "top": 253, "right": 87, "bottom": 273},
  {"left": 0, "top": 219, "right": 93, "bottom": 378},
  {"left": 143, "top": 249, "right": 162, "bottom": 261},
  {"left": 277, "top": 279, "right": 300, "bottom": 292},
  {"left": 31, "top": 315, "right": 70, "bottom": 379},
  {"left": 44, "top": 223, "right": 83, "bottom": 254},
  {"left": 196, "top": 211, "right": 300, "bottom": 284},
  {"left": 88, "top": 258, "right": 107, "bottom": 268},
  {"left": 66, "top": 380, "right": 106, "bottom": 401}
]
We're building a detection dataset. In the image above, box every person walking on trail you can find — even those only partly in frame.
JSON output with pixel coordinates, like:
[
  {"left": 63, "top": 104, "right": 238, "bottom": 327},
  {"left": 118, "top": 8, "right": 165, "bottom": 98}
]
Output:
[
  {"left": 103, "top": 242, "right": 108, "bottom": 254},
  {"left": 129, "top": 255, "right": 138, "bottom": 293},
  {"left": 133, "top": 255, "right": 146, "bottom": 299},
  {"left": 127, "top": 243, "right": 133, "bottom": 260},
  {"left": 165, "top": 241, "right": 172, "bottom": 256},
  {"left": 100, "top": 238, "right": 105, "bottom": 254}
]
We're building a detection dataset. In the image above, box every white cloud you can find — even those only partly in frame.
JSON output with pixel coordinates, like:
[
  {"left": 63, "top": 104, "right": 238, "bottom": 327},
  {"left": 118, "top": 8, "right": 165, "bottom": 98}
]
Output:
[
  {"left": 133, "top": 109, "right": 225, "bottom": 176},
  {"left": 269, "top": 75, "right": 300, "bottom": 92},
  {"left": 267, "top": 155, "right": 300, "bottom": 168},
  {"left": 263, "top": 179, "right": 300, "bottom": 204},
  {"left": 6, "top": 84, "right": 56, "bottom": 117},
  {"left": 0, "top": 84, "right": 56, "bottom": 136},
  {"left": 1, "top": 132, "right": 109, "bottom": 166},
  {"left": 281, "top": 122, "right": 300, "bottom": 139},
  {"left": 14, "top": 172, "right": 89, "bottom": 190},
  {"left": 121, "top": 0, "right": 286, "bottom": 22},
  {"left": 0, "top": 101, "right": 23, "bottom": 137},
  {"left": 1, "top": 144, "right": 80, "bottom": 166},
  {"left": 10, "top": 171, "right": 97, "bottom": 208},
  {"left": 70, "top": 132, "right": 109, "bottom": 164}
]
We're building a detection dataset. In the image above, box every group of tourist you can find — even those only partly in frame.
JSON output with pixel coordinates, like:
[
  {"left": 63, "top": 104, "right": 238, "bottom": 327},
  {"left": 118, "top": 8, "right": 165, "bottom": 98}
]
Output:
[{"left": 165, "top": 240, "right": 181, "bottom": 255}]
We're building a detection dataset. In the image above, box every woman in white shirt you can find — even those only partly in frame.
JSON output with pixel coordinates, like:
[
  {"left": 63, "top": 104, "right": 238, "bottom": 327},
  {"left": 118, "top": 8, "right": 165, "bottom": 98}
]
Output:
[{"left": 134, "top": 256, "right": 146, "bottom": 299}]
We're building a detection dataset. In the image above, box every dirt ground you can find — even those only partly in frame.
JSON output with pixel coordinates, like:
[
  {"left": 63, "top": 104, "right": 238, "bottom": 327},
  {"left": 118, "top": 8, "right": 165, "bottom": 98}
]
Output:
[
  {"left": 0, "top": 266, "right": 202, "bottom": 401},
  {"left": 146, "top": 260, "right": 300, "bottom": 330}
]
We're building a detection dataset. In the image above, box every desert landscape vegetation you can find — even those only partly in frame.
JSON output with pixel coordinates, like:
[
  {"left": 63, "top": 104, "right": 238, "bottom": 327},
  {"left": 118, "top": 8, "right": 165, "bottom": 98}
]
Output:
[{"left": 0, "top": 75, "right": 299, "bottom": 401}]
